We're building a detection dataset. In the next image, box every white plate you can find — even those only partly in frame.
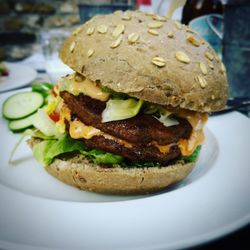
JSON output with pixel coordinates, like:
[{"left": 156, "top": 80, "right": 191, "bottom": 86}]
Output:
[
  {"left": 0, "top": 63, "right": 37, "bottom": 92},
  {"left": 0, "top": 89, "right": 250, "bottom": 250}
]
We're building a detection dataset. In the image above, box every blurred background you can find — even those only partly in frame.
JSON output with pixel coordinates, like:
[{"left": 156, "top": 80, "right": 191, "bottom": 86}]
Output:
[{"left": 0, "top": 0, "right": 249, "bottom": 98}]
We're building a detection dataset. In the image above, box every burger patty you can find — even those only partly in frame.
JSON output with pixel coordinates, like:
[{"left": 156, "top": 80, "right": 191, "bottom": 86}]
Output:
[
  {"left": 60, "top": 91, "right": 192, "bottom": 145},
  {"left": 64, "top": 120, "right": 180, "bottom": 163},
  {"left": 83, "top": 135, "right": 180, "bottom": 163}
]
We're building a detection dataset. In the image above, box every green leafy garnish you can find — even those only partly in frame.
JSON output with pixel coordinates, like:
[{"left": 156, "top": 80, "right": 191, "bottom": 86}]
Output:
[
  {"left": 32, "top": 82, "right": 53, "bottom": 98},
  {"left": 182, "top": 146, "right": 202, "bottom": 162},
  {"left": 27, "top": 129, "right": 56, "bottom": 140},
  {"left": 32, "top": 134, "right": 124, "bottom": 166},
  {"left": 80, "top": 149, "right": 124, "bottom": 165},
  {"left": 32, "top": 132, "right": 202, "bottom": 167},
  {"left": 33, "top": 140, "right": 56, "bottom": 165},
  {"left": 32, "top": 108, "right": 58, "bottom": 136}
]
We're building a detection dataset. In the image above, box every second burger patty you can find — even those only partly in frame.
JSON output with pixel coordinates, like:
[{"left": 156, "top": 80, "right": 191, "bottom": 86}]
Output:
[{"left": 60, "top": 91, "right": 193, "bottom": 163}]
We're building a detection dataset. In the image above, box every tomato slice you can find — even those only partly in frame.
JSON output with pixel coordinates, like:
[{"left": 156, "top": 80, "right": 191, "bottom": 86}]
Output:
[{"left": 49, "top": 111, "right": 60, "bottom": 122}]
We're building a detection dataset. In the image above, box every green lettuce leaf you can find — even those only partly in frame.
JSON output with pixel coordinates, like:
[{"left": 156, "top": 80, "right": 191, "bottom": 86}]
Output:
[
  {"left": 182, "top": 146, "right": 202, "bottom": 162},
  {"left": 32, "top": 82, "right": 53, "bottom": 98},
  {"left": 32, "top": 132, "right": 202, "bottom": 167},
  {"left": 122, "top": 146, "right": 202, "bottom": 168},
  {"left": 33, "top": 134, "right": 124, "bottom": 166},
  {"left": 33, "top": 140, "right": 56, "bottom": 165},
  {"left": 25, "top": 129, "right": 56, "bottom": 140},
  {"left": 80, "top": 149, "right": 124, "bottom": 164}
]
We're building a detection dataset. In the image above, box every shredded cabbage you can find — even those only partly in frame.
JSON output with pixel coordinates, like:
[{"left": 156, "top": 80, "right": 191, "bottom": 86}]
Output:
[
  {"left": 45, "top": 96, "right": 59, "bottom": 115},
  {"left": 32, "top": 108, "right": 58, "bottom": 136},
  {"left": 155, "top": 111, "right": 179, "bottom": 127}
]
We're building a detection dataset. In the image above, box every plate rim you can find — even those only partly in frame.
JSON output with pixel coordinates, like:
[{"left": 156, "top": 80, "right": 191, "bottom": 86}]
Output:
[
  {"left": 0, "top": 89, "right": 250, "bottom": 250},
  {"left": 0, "top": 62, "right": 37, "bottom": 92}
]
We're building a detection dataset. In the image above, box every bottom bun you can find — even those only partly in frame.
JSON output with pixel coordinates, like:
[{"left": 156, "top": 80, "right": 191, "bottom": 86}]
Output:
[
  {"left": 28, "top": 138, "right": 196, "bottom": 194},
  {"left": 45, "top": 154, "right": 195, "bottom": 195}
]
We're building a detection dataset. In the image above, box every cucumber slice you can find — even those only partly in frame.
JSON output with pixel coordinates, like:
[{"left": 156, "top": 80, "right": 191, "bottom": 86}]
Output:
[
  {"left": 2, "top": 92, "right": 44, "bottom": 120},
  {"left": 9, "top": 113, "right": 36, "bottom": 132}
]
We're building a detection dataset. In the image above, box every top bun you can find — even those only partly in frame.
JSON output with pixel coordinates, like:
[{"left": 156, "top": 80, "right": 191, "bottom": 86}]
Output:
[{"left": 60, "top": 10, "right": 228, "bottom": 112}]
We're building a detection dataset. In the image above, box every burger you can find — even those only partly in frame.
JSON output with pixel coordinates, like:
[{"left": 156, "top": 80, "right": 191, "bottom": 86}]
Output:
[{"left": 28, "top": 10, "right": 228, "bottom": 194}]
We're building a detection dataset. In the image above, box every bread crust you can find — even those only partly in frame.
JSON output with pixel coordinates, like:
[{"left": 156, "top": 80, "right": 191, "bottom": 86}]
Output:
[
  {"left": 60, "top": 10, "right": 228, "bottom": 112},
  {"left": 46, "top": 155, "right": 195, "bottom": 194}
]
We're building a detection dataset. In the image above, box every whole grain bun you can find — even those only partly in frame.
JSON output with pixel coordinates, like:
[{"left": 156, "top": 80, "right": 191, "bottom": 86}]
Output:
[
  {"left": 28, "top": 139, "right": 195, "bottom": 194},
  {"left": 47, "top": 155, "right": 195, "bottom": 194},
  {"left": 60, "top": 10, "right": 228, "bottom": 112}
]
